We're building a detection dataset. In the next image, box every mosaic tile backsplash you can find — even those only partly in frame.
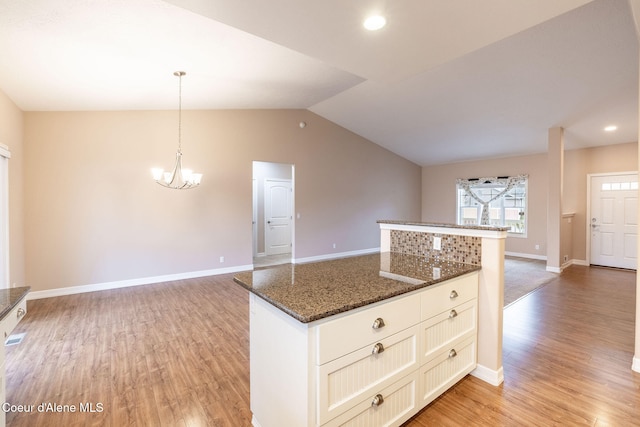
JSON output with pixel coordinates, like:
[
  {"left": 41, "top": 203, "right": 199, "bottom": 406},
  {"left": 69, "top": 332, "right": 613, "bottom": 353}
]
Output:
[{"left": 390, "top": 230, "right": 482, "bottom": 265}]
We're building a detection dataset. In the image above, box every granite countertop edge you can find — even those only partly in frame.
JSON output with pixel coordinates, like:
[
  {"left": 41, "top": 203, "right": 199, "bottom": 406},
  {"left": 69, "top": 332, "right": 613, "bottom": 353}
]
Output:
[
  {"left": 0, "top": 286, "right": 30, "bottom": 321},
  {"left": 377, "top": 219, "right": 510, "bottom": 232},
  {"left": 234, "top": 264, "right": 480, "bottom": 324}
]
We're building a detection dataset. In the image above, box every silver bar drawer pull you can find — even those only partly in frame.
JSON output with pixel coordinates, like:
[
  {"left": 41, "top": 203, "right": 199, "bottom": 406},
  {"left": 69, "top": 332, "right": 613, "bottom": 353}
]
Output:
[
  {"left": 449, "top": 290, "right": 459, "bottom": 299},
  {"left": 371, "top": 394, "right": 384, "bottom": 407},
  {"left": 372, "top": 343, "right": 385, "bottom": 355},
  {"left": 448, "top": 349, "right": 458, "bottom": 358},
  {"left": 372, "top": 317, "right": 385, "bottom": 329},
  {"left": 449, "top": 309, "right": 458, "bottom": 319}
]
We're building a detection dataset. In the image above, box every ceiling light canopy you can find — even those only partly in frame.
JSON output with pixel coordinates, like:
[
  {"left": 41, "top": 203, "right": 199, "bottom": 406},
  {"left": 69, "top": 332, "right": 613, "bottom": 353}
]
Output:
[
  {"left": 151, "top": 71, "right": 203, "bottom": 189},
  {"left": 363, "top": 15, "right": 386, "bottom": 31}
]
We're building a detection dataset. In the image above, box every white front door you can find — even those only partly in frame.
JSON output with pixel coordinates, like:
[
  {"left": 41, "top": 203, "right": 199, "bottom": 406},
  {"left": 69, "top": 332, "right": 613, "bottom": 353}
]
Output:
[
  {"left": 589, "top": 173, "right": 638, "bottom": 269},
  {"left": 265, "top": 179, "right": 292, "bottom": 255}
]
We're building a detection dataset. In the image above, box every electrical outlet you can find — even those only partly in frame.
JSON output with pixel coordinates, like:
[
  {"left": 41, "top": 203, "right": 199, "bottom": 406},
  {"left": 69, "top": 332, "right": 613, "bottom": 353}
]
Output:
[
  {"left": 219, "top": 256, "right": 225, "bottom": 263},
  {"left": 433, "top": 236, "right": 441, "bottom": 251},
  {"left": 535, "top": 244, "right": 540, "bottom": 250},
  {"left": 332, "top": 243, "right": 336, "bottom": 249}
]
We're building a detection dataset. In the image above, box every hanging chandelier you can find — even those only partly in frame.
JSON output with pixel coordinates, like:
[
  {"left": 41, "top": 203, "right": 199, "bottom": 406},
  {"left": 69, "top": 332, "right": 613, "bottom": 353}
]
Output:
[{"left": 151, "top": 71, "right": 203, "bottom": 189}]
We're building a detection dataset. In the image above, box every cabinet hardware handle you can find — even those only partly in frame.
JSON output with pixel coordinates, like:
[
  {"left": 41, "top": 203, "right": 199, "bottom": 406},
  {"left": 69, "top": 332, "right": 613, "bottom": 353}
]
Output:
[
  {"left": 372, "top": 343, "right": 385, "bottom": 355},
  {"left": 372, "top": 317, "right": 385, "bottom": 329},
  {"left": 448, "top": 349, "right": 457, "bottom": 358},
  {"left": 371, "top": 394, "right": 384, "bottom": 407},
  {"left": 17, "top": 308, "right": 25, "bottom": 319},
  {"left": 449, "top": 290, "right": 459, "bottom": 299},
  {"left": 449, "top": 309, "right": 458, "bottom": 319}
]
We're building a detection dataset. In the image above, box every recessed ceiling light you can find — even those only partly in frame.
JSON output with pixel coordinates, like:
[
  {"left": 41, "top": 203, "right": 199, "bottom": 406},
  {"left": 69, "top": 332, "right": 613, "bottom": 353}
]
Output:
[
  {"left": 364, "top": 15, "right": 386, "bottom": 31},
  {"left": 604, "top": 125, "right": 618, "bottom": 132}
]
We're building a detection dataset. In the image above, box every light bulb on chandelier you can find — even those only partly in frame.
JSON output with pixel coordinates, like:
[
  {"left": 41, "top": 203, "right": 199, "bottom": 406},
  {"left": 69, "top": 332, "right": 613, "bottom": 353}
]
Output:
[{"left": 151, "top": 71, "right": 203, "bottom": 189}]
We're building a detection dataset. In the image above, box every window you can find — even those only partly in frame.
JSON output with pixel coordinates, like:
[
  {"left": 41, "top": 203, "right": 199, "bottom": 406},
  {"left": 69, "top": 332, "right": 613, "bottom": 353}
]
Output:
[{"left": 456, "top": 175, "right": 528, "bottom": 235}]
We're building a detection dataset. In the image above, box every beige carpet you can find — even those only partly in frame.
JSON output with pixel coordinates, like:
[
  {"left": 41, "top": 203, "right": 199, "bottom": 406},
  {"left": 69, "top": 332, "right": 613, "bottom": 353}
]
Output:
[{"left": 504, "top": 256, "right": 558, "bottom": 307}]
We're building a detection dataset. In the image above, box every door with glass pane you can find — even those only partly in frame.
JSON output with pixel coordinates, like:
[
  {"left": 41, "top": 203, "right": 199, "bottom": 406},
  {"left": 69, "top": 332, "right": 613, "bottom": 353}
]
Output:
[{"left": 589, "top": 173, "right": 638, "bottom": 269}]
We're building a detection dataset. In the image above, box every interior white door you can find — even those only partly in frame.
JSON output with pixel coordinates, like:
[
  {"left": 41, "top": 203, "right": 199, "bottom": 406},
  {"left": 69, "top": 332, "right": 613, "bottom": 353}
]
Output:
[
  {"left": 265, "top": 179, "right": 292, "bottom": 255},
  {"left": 590, "top": 173, "right": 638, "bottom": 269}
]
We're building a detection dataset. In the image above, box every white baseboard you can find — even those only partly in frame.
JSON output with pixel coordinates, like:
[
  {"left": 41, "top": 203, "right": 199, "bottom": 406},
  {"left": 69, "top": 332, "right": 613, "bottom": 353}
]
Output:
[
  {"left": 294, "top": 247, "right": 380, "bottom": 264},
  {"left": 505, "top": 251, "right": 546, "bottom": 261},
  {"left": 548, "top": 258, "right": 588, "bottom": 273},
  {"left": 471, "top": 364, "right": 504, "bottom": 386},
  {"left": 27, "top": 264, "right": 254, "bottom": 300},
  {"left": 633, "top": 356, "right": 640, "bottom": 373}
]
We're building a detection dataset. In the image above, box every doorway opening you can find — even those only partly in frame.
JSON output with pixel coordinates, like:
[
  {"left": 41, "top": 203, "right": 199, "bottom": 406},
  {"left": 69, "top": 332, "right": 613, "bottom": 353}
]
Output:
[{"left": 252, "top": 161, "right": 294, "bottom": 268}]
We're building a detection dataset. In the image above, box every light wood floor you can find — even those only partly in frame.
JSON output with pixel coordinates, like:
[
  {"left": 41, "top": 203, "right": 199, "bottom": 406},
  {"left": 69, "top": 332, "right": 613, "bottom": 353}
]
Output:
[{"left": 5, "top": 265, "right": 639, "bottom": 426}]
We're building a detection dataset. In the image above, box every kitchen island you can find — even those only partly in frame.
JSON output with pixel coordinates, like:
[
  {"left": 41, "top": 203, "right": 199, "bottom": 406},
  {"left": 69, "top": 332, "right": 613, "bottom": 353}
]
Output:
[{"left": 234, "top": 252, "right": 481, "bottom": 427}]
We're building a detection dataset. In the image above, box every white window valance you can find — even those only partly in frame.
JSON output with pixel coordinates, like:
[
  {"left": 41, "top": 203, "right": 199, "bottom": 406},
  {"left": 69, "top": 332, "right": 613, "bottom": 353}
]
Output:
[{"left": 456, "top": 175, "right": 528, "bottom": 225}]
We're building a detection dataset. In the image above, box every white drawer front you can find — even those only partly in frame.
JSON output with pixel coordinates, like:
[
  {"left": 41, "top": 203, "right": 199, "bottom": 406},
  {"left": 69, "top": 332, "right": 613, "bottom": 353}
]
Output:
[
  {"left": 318, "top": 325, "right": 419, "bottom": 425},
  {"left": 420, "top": 335, "right": 476, "bottom": 406},
  {"left": 421, "top": 299, "right": 477, "bottom": 363},
  {"left": 1, "top": 298, "right": 27, "bottom": 342},
  {"left": 324, "top": 370, "right": 419, "bottom": 427},
  {"left": 421, "top": 273, "right": 478, "bottom": 321},
  {"left": 317, "top": 293, "right": 420, "bottom": 365}
]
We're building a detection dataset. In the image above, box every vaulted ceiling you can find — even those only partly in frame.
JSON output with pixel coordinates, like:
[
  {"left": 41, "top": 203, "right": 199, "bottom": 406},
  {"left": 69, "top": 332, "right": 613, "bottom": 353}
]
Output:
[{"left": 0, "top": 0, "right": 637, "bottom": 165}]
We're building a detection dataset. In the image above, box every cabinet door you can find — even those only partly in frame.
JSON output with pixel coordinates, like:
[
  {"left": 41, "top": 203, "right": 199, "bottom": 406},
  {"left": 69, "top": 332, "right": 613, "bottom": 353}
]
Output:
[
  {"left": 0, "top": 298, "right": 27, "bottom": 342},
  {"left": 419, "top": 335, "right": 476, "bottom": 406},
  {"left": 421, "top": 273, "right": 477, "bottom": 321},
  {"left": 317, "top": 293, "right": 420, "bottom": 365},
  {"left": 421, "top": 299, "right": 477, "bottom": 363},
  {"left": 317, "top": 325, "right": 419, "bottom": 425},
  {"left": 323, "top": 370, "right": 419, "bottom": 427}
]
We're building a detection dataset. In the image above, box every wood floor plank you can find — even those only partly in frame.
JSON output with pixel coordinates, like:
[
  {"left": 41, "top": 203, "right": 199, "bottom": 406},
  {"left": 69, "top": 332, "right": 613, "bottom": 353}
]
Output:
[{"left": 4, "top": 266, "right": 640, "bottom": 426}]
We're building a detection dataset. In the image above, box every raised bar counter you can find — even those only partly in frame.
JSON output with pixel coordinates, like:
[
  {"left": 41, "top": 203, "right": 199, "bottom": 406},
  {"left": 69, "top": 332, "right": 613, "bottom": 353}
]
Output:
[
  {"left": 377, "top": 219, "right": 510, "bottom": 232},
  {"left": 233, "top": 252, "right": 480, "bottom": 323}
]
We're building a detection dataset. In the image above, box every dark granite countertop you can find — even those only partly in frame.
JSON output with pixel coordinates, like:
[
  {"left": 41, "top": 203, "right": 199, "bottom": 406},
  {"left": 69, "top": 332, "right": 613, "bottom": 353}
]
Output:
[
  {"left": 0, "top": 287, "right": 29, "bottom": 321},
  {"left": 378, "top": 219, "right": 511, "bottom": 232},
  {"left": 233, "top": 253, "right": 480, "bottom": 323}
]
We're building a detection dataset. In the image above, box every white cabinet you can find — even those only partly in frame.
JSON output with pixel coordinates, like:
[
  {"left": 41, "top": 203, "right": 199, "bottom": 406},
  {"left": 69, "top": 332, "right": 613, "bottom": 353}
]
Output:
[
  {"left": 317, "top": 324, "right": 420, "bottom": 424},
  {"left": 0, "top": 296, "right": 28, "bottom": 427},
  {"left": 249, "top": 272, "right": 478, "bottom": 427}
]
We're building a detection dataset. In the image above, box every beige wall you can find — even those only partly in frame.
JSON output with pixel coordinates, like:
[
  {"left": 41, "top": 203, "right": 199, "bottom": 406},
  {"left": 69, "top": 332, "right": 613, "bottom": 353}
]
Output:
[
  {"left": 421, "top": 153, "right": 548, "bottom": 257},
  {"left": 423, "top": 142, "right": 638, "bottom": 261},
  {"left": 23, "top": 110, "right": 421, "bottom": 292},
  {"left": 0, "top": 89, "right": 25, "bottom": 287}
]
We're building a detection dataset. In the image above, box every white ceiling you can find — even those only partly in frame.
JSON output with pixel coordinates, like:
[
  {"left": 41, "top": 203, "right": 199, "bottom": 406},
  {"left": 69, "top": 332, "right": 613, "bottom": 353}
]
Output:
[{"left": 0, "top": 0, "right": 638, "bottom": 166}]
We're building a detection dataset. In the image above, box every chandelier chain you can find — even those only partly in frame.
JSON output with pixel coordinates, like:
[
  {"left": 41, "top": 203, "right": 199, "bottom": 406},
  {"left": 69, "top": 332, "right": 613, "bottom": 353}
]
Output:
[{"left": 177, "top": 72, "right": 182, "bottom": 154}]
